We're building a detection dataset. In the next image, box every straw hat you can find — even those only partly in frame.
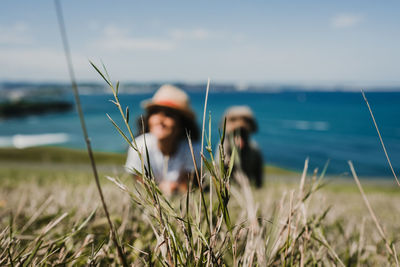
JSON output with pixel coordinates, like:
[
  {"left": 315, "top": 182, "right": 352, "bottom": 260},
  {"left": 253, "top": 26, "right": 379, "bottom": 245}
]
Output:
[
  {"left": 223, "top": 105, "right": 258, "bottom": 133},
  {"left": 142, "top": 84, "right": 196, "bottom": 120},
  {"left": 141, "top": 84, "right": 199, "bottom": 140}
]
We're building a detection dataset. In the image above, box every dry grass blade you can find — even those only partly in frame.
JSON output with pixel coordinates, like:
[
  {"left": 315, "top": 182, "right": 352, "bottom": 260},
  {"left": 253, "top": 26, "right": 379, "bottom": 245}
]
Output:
[
  {"left": 41, "top": 212, "right": 69, "bottom": 236},
  {"left": 394, "top": 245, "right": 400, "bottom": 267},
  {"left": 54, "top": 1, "right": 128, "bottom": 265},
  {"left": 20, "top": 196, "right": 53, "bottom": 233},
  {"left": 187, "top": 134, "right": 210, "bottom": 229},
  {"left": 348, "top": 161, "right": 397, "bottom": 264},
  {"left": 312, "top": 228, "right": 346, "bottom": 267},
  {"left": 356, "top": 217, "right": 365, "bottom": 267},
  {"left": 298, "top": 157, "right": 309, "bottom": 198},
  {"left": 361, "top": 90, "right": 400, "bottom": 187}
]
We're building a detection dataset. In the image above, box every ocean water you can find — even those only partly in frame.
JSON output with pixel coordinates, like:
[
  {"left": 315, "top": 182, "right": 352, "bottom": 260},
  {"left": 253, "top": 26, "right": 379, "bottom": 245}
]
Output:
[{"left": 1, "top": 90, "right": 400, "bottom": 177}]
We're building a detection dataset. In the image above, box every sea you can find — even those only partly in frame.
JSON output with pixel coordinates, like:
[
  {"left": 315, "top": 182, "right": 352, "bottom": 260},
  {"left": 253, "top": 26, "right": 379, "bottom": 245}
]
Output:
[{"left": 1, "top": 83, "right": 400, "bottom": 178}]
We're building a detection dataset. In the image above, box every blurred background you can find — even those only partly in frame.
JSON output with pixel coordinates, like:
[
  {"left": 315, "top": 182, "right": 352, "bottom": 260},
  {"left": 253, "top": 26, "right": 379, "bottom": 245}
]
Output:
[{"left": 1, "top": 0, "right": 399, "bottom": 177}]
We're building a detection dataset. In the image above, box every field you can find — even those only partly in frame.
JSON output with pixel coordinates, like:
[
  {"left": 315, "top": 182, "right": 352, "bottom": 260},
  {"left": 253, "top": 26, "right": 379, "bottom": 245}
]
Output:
[{"left": 1, "top": 146, "right": 399, "bottom": 266}]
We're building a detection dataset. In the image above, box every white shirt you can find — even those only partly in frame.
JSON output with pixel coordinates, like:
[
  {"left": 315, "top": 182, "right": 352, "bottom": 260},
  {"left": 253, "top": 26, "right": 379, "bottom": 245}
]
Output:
[{"left": 125, "top": 133, "right": 201, "bottom": 182}]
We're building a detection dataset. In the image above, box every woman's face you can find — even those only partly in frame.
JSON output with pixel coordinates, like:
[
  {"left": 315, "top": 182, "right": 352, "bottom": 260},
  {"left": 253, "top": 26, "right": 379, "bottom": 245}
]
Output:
[{"left": 148, "top": 107, "right": 182, "bottom": 141}]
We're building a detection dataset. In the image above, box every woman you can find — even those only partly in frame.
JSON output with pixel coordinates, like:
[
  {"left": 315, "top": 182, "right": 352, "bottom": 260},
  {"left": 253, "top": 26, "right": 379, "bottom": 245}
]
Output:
[{"left": 125, "top": 84, "right": 200, "bottom": 195}]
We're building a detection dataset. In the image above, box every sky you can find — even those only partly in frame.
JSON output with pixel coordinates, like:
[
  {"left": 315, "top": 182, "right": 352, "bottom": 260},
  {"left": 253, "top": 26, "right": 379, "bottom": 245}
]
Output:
[{"left": 1, "top": 0, "right": 400, "bottom": 87}]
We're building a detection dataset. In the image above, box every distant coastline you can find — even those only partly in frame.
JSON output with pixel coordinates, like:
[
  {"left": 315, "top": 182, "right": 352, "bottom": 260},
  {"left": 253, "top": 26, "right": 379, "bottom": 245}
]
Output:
[
  {"left": 0, "top": 100, "right": 72, "bottom": 119},
  {"left": 1, "top": 81, "right": 400, "bottom": 97}
]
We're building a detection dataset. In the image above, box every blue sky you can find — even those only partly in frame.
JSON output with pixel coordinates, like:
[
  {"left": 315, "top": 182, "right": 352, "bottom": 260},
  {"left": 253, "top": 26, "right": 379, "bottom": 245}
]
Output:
[{"left": 1, "top": 1, "right": 400, "bottom": 87}]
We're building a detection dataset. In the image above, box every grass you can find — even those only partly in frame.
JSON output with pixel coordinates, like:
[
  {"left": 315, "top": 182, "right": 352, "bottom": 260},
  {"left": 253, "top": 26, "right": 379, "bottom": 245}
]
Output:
[
  {"left": 1, "top": 147, "right": 400, "bottom": 265},
  {"left": 1, "top": 149, "right": 400, "bottom": 265},
  {"left": 0, "top": 146, "right": 125, "bottom": 165},
  {"left": 0, "top": 147, "right": 125, "bottom": 188},
  {"left": 0, "top": 146, "right": 294, "bottom": 186}
]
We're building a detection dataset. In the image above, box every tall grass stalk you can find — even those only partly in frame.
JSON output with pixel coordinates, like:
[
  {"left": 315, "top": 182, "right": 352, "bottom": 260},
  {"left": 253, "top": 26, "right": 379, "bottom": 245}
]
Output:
[
  {"left": 361, "top": 90, "right": 400, "bottom": 187},
  {"left": 201, "top": 78, "right": 211, "bottom": 235},
  {"left": 54, "top": 1, "right": 128, "bottom": 265},
  {"left": 349, "top": 161, "right": 398, "bottom": 265}
]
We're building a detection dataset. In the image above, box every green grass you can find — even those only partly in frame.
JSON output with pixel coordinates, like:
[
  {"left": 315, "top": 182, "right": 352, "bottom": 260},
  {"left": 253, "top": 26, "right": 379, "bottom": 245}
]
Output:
[
  {"left": 0, "top": 147, "right": 127, "bottom": 187},
  {"left": 1, "top": 146, "right": 400, "bottom": 265},
  {"left": 0, "top": 146, "right": 295, "bottom": 186},
  {"left": 0, "top": 146, "right": 125, "bottom": 165}
]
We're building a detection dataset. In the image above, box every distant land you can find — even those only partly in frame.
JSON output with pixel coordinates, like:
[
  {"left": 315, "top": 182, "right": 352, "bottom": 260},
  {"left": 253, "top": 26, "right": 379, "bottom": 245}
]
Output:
[{"left": 1, "top": 81, "right": 400, "bottom": 100}]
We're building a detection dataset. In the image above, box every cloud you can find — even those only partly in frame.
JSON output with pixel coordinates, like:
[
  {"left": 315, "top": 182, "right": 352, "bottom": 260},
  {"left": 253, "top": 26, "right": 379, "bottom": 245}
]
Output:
[
  {"left": 103, "top": 25, "right": 129, "bottom": 37},
  {"left": 100, "top": 38, "right": 174, "bottom": 51},
  {"left": 89, "top": 22, "right": 221, "bottom": 52},
  {"left": 93, "top": 24, "right": 175, "bottom": 52},
  {"left": 169, "top": 28, "right": 210, "bottom": 40},
  {"left": 0, "top": 48, "right": 89, "bottom": 80},
  {"left": 91, "top": 25, "right": 213, "bottom": 52},
  {"left": 0, "top": 22, "right": 33, "bottom": 45},
  {"left": 331, "top": 14, "right": 364, "bottom": 29}
]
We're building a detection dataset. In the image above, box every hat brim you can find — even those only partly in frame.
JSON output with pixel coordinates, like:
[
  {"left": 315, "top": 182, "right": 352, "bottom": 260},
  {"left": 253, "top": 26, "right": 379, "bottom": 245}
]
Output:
[
  {"left": 142, "top": 101, "right": 199, "bottom": 140},
  {"left": 142, "top": 100, "right": 196, "bottom": 121}
]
